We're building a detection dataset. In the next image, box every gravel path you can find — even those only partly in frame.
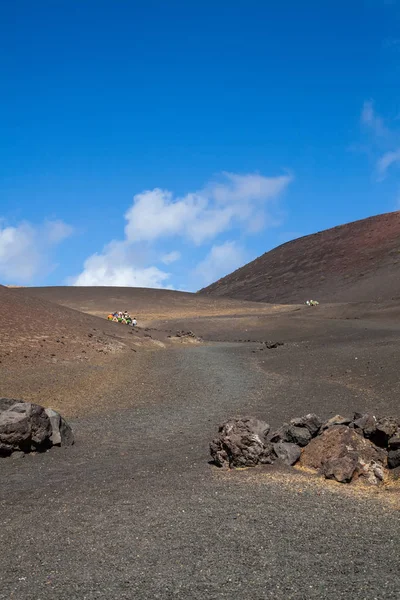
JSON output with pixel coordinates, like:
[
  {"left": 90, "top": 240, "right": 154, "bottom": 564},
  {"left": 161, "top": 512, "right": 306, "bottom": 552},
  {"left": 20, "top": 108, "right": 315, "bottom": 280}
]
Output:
[{"left": 1, "top": 344, "right": 399, "bottom": 599}]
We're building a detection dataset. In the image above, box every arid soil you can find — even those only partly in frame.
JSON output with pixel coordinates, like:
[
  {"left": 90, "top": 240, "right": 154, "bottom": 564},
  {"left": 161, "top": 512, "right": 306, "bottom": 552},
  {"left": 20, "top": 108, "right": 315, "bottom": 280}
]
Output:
[
  {"left": 15, "top": 285, "right": 276, "bottom": 322},
  {"left": 1, "top": 286, "right": 400, "bottom": 599},
  {"left": 200, "top": 210, "right": 400, "bottom": 303}
]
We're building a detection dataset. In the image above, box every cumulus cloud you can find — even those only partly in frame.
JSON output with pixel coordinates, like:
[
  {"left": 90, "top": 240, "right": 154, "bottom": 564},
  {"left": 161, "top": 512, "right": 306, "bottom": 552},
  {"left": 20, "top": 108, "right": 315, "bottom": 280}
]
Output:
[
  {"left": 124, "top": 172, "right": 292, "bottom": 245},
  {"left": 44, "top": 220, "right": 74, "bottom": 244},
  {"left": 70, "top": 241, "right": 170, "bottom": 288},
  {"left": 0, "top": 219, "right": 73, "bottom": 284},
  {"left": 72, "top": 171, "right": 292, "bottom": 288},
  {"left": 195, "top": 241, "right": 246, "bottom": 287},
  {"left": 161, "top": 251, "right": 181, "bottom": 265}
]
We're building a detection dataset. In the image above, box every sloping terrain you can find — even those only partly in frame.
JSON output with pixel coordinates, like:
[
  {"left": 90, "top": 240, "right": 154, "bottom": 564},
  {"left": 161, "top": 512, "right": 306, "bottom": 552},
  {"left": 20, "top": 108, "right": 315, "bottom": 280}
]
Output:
[
  {"left": 2, "top": 283, "right": 400, "bottom": 598},
  {"left": 14, "top": 285, "right": 280, "bottom": 322},
  {"left": 200, "top": 211, "right": 400, "bottom": 303},
  {"left": 0, "top": 285, "right": 130, "bottom": 365}
]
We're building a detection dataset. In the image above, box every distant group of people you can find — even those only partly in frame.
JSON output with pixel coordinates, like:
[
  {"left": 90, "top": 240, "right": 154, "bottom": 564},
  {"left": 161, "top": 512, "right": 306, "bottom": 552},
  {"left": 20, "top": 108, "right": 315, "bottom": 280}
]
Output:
[
  {"left": 305, "top": 300, "right": 319, "bottom": 307},
  {"left": 107, "top": 311, "right": 137, "bottom": 326}
]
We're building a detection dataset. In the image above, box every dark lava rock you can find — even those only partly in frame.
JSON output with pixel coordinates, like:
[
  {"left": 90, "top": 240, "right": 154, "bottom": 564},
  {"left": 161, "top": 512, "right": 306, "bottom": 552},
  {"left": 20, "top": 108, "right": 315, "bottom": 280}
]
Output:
[
  {"left": 269, "top": 425, "right": 288, "bottom": 444},
  {"left": 273, "top": 442, "right": 301, "bottom": 466},
  {"left": 388, "top": 449, "right": 400, "bottom": 469},
  {"left": 0, "top": 409, "right": 31, "bottom": 455},
  {"left": 0, "top": 400, "right": 73, "bottom": 457},
  {"left": 388, "top": 434, "right": 400, "bottom": 451},
  {"left": 287, "top": 425, "right": 311, "bottom": 447},
  {"left": 321, "top": 415, "right": 352, "bottom": 431},
  {"left": 300, "top": 425, "right": 387, "bottom": 484},
  {"left": 322, "top": 455, "right": 358, "bottom": 483},
  {"left": 352, "top": 413, "right": 377, "bottom": 438},
  {"left": 370, "top": 417, "right": 400, "bottom": 448},
  {"left": 210, "top": 417, "right": 273, "bottom": 468},
  {"left": 264, "top": 341, "right": 284, "bottom": 349},
  {"left": 270, "top": 423, "right": 311, "bottom": 447},
  {"left": 0, "top": 398, "right": 19, "bottom": 412},
  {"left": 290, "top": 413, "right": 322, "bottom": 437},
  {"left": 45, "top": 408, "right": 74, "bottom": 446}
]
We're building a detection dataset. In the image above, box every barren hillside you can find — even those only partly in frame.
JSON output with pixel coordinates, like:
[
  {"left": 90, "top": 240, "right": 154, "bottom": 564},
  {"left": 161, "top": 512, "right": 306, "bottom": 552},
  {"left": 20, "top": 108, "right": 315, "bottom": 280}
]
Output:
[
  {"left": 14, "top": 286, "right": 276, "bottom": 321},
  {"left": 200, "top": 211, "right": 400, "bottom": 303},
  {"left": 0, "top": 285, "right": 134, "bottom": 367}
]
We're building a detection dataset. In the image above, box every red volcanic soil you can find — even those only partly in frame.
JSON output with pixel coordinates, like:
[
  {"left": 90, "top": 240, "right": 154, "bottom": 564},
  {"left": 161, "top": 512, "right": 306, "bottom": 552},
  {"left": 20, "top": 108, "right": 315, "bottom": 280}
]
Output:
[
  {"left": 0, "top": 285, "right": 136, "bottom": 367},
  {"left": 200, "top": 211, "right": 400, "bottom": 303}
]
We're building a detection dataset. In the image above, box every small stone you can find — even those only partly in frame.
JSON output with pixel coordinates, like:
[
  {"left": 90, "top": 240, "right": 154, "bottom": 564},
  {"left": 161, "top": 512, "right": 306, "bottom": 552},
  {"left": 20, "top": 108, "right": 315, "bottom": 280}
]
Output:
[
  {"left": 287, "top": 425, "right": 311, "bottom": 447},
  {"left": 388, "top": 449, "right": 400, "bottom": 469},
  {"left": 11, "top": 451, "right": 25, "bottom": 460},
  {"left": 371, "top": 417, "right": 399, "bottom": 448},
  {"left": 264, "top": 341, "right": 284, "bottom": 349},
  {"left": 290, "top": 413, "right": 322, "bottom": 437},
  {"left": 388, "top": 434, "right": 400, "bottom": 451},
  {"left": 352, "top": 413, "right": 377, "bottom": 438},
  {"left": 321, "top": 415, "right": 352, "bottom": 431},
  {"left": 270, "top": 423, "right": 311, "bottom": 447}
]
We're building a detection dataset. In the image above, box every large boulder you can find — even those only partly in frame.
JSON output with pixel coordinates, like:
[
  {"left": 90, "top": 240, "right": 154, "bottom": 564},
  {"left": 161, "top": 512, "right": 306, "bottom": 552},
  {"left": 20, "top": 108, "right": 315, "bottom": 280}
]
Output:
[
  {"left": 0, "top": 400, "right": 73, "bottom": 457},
  {"left": 0, "top": 402, "right": 51, "bottom": 455},
  {"left": 300, "top": 425, "right": 387, "bottom": 484},
  {"left": 210, "top": 417, "right": 274, "bottom": 468}
]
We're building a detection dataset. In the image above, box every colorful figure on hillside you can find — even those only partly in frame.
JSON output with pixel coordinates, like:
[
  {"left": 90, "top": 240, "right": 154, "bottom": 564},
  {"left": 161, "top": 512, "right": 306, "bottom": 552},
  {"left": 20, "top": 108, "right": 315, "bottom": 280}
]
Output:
[{"left": 107, "top": 311, "right": 137, "bottom": 326}]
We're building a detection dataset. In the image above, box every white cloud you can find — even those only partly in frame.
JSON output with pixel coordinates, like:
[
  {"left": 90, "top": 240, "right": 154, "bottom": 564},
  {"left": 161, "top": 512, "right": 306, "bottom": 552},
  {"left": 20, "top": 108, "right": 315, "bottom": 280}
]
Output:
[
  {"left": 360, "top": 101, "right": 400, "bottom": 181},
  {"left": 361, "top": 100, "right": 389, "bottom": 137},
  {"left": 377, "top": 148, "right": 400, "bottom": 178},
  {"left": 0, "top": 219, "right": 73, "bottom": 284},
  {"left": 45, "top": 220, "right": 74, "bottom": 244},
  {"left": 71, "top": 241, "right": 170, "bottom": 288},
  {"left": 195, "top": 241, "right": 246, "bottom": 287},
  {"left": 72, "top": 171, "right": 292, "bottom": 289},
  {"left": 161, "top": 250, "right": 181, "bottom": 265},
  {"left": 124, "top": 172, "right": 292, "bottom": 245}
]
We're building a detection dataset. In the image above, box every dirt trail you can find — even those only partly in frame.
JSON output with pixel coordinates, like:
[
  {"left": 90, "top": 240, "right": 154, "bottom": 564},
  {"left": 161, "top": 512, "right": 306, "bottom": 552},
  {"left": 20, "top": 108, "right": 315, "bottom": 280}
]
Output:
[{"left": 1, "top": 343, "right": 399, "bottom": 600}]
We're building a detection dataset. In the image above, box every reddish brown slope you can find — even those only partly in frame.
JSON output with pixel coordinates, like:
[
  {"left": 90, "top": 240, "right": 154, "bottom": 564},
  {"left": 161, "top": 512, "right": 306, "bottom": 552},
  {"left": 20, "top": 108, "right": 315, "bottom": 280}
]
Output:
[
  {"left": 0, "top": 285, "right": 132, "bottom": 366},
  {"left": 200, "top": 211, "right": 400, "bottom": 303}
]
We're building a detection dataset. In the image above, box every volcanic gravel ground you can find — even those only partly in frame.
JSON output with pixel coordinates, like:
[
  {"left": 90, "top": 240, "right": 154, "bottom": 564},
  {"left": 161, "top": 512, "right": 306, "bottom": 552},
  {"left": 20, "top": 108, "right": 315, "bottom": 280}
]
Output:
[{"left": 1, "top": 343, "right": 399, "bottom": 599}]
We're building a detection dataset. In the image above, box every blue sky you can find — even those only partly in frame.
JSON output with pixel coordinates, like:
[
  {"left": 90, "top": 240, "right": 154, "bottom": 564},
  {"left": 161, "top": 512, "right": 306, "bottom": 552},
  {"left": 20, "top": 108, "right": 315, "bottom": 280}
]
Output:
[{"left": 1, "top": 0, "right": 400, "bottom": 290}]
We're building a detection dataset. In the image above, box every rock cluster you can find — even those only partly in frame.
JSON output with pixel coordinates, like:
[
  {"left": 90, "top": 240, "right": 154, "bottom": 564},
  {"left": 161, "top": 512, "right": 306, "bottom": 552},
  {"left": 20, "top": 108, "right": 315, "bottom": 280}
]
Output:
[
  {"left": 210, "top": 412, "right": 400, "bottom": 485},
  {"left": 0, "top": 398, "right": 74, "bottom": 457}
]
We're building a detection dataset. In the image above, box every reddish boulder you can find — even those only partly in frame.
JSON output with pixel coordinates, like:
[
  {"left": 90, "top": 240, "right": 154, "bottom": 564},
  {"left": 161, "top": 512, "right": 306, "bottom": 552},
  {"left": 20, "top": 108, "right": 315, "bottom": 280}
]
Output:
[{"left": 300, "top": 425, "right": 387, "bottom": 484}]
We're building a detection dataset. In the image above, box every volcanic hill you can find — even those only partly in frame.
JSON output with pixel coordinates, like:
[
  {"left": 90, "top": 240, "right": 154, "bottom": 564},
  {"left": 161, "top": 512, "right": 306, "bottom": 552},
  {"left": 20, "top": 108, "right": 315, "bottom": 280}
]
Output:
[{"left": 199, "top": 211, "right": 400, "bottom": 303}]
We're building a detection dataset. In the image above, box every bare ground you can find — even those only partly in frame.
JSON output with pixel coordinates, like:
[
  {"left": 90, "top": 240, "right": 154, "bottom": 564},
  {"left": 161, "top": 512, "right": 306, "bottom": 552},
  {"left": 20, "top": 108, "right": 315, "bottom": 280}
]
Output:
[{"left": 1, "top": 288, "right": 400, "bottom": 599}]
